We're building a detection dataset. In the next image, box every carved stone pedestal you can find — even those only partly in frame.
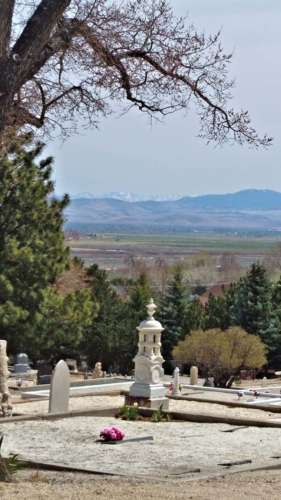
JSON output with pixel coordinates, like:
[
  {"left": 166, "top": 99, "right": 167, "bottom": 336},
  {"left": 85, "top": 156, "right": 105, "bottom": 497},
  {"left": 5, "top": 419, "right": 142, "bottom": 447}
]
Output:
[{"left": 128, "top": 298, "right": 168, "bottom": 411}]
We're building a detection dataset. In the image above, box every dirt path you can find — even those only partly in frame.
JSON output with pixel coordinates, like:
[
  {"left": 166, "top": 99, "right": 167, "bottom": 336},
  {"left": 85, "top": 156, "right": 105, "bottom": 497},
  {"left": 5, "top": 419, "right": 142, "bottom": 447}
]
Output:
[{"left": 0, "top": 468, "right": 280, "bottom": 500}]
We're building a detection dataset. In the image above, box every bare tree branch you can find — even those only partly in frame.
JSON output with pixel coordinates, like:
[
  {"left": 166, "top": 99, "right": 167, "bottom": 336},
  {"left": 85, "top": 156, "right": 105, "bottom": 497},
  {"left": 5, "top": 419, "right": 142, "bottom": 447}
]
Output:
[{"left": 0, "top": 0, "right": 272, "bottom": 148}]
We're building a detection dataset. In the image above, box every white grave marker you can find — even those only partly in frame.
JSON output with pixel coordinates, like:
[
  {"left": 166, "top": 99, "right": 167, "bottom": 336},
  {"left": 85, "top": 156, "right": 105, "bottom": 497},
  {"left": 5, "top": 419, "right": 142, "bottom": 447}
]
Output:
[
  {"left": 49, "top": 360, "right": 70, "bottom": 414},
  {"left": 173, "top": 367, "right": 180, "bottom": 396}
]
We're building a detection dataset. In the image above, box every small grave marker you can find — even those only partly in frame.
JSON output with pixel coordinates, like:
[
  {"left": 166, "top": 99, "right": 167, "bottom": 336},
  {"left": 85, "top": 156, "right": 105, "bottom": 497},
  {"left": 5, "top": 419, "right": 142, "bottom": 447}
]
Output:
[
  {"left": 190, "top": 366, "right": 198, "bottom": 385},
  {"left": 37, "top": 360, "right": 52, "bottom": 384},
  {"left": 14, "top": 352, "right": 31, "bottom": 375},
  {"left": 48, "top": 360, "right": 70, "bottom": 414},
  {"left": 173, "top": 367, "right": 180, "bottom": 396}
]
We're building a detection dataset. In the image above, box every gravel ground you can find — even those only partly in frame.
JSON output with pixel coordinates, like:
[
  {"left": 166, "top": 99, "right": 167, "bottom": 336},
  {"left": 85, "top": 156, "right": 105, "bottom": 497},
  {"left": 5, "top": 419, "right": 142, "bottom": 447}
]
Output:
[
  {"left": 14, "top": 394, "right": 124, "bottom": 415},
  {"left": 1, "top": 393, "right": 281, "bottom": 498},
  {"left": 169, "top": 399, "right": 281, "bottom": 421},
  {"left": 1, "top": 416, "right": 281, "bottom": 478},
  {"left": 1, "top": 469, "right": 281, "bottom": 499}
]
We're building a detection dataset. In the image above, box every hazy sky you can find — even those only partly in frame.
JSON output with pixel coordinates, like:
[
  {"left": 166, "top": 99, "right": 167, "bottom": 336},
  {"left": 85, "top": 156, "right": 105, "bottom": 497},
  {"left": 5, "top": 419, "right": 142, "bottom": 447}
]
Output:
[{"left": 49, "top": 1, "right": 281, "bottom": 197}]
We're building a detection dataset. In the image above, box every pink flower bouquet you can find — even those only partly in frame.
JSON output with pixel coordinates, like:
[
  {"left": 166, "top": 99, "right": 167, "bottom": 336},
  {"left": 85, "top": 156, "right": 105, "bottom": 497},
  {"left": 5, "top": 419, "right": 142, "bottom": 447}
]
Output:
[{"left": 100, "top": 426, "right": 125, "bottom": 442}]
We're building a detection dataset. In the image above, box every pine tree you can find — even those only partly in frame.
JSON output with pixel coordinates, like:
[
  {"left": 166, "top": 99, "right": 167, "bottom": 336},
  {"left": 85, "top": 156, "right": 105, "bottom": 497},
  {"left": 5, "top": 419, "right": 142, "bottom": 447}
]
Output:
[
  {"left": 127, "top": 272, "right": 152, "bottom": 324},
  {"left": 159, "top": 265, "right": 197, "bottom": 368},
  {"left": 267, "top": 275, "right": 281, "bottom": 363},
  {"left": 0, "top": 139, "right": 69, "bottom": 352},
  {"left": 84, "top": 264, "right": 137, "bottom": 374},
  {"left": 272, "top": 275, "right": 281, "bottom": 307},
  {"left": 124, "top": 271, "right": 153, "bottom": 367},
  {"left": 31, "top": 287, "right": 94, "bottom": 361},
  {"left": 203, "top": 294, "right": 227, "bottom": 330},
  {"left": 229, "top": 263, "right": 278, "bottom": 353}
]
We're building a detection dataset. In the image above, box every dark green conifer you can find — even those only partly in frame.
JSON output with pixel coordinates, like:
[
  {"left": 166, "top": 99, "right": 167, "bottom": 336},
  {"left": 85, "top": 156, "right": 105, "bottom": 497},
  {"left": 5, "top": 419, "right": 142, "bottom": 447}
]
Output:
[
  {"left": 159, "top": 265, "right": 201, "bottom": 368},
  {"left": 0, "top": 139, "right": 69, "bottom": 352}
]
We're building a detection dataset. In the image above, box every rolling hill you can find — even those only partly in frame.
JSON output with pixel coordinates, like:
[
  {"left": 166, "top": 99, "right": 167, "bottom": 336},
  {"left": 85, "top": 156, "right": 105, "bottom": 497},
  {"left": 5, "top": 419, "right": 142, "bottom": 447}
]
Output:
[{"left": 64, "top": 189, "right": 281, "bottom": 234}]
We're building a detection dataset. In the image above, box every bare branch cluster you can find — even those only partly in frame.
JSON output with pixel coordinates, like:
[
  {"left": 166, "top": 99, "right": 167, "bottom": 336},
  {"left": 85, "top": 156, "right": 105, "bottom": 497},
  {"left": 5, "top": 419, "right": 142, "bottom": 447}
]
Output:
[{"left": 0, "top": 0, "right": 271, "bottom": 146}]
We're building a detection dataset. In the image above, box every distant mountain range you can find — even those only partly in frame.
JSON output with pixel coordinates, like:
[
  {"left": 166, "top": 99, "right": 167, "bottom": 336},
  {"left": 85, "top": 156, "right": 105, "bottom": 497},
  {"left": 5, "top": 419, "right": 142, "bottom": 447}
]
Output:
[
  {"left": 69, "top": 192, "right": 182, "bottom": 202},
  {"left": 64, "top": 189, "right": 281, "bottom": 234}
]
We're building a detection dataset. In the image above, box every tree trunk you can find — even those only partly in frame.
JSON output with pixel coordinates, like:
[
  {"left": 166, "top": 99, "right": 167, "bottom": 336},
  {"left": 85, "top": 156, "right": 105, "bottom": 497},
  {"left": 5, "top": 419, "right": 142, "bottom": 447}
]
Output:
[{"left": 0, "top": 0, "right": 15, "bottom": 57}]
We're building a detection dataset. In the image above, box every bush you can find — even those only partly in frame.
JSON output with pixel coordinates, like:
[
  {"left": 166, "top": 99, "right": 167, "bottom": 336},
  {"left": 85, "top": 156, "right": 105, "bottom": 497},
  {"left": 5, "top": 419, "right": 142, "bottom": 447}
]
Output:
[{"left": 173, "top": 327, "right": 267, "bottom": 387}]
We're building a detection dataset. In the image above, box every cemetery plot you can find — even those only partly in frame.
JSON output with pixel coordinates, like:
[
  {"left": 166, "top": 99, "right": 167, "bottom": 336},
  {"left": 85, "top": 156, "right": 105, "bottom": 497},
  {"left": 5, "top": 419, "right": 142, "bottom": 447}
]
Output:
[
  {"left": 20, "top": 379, "right": 133, "bottom": 400},
  {"left": 2, "top": 417, "right": 281, "bottom": 479}
]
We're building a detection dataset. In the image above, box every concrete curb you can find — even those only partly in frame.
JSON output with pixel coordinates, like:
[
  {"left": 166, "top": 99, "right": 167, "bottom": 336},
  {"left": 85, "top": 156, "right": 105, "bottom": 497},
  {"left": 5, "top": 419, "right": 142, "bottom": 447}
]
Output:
[
  {"left": 0, "top": 407, "right": 119, "bottom": 424},
  {"left": 138, "top": 407, "right": 281, "bottom": 428},
  {"left": 171, "top": 394, "right": 281, "bottom": 413},
  {"left": 3, "top": 404, "right": 281, "bottom": 428}
]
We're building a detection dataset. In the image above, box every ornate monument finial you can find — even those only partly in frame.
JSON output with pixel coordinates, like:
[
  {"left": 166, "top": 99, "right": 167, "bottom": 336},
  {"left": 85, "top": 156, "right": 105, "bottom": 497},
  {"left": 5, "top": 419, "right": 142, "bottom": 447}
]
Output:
[{"left": 146, "top": 298, "right": 157, "bottom": 319}]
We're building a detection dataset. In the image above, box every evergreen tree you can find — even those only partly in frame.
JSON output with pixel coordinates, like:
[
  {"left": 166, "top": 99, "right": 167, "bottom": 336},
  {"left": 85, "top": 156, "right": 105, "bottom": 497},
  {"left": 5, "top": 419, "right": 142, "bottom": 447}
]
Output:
[
  {"left": 229, "top": 264, "right": 271, "bottom": 337},
  {"left": 125, "top": 271, "right": 153, "bottom": 366},
  {"left": 127, "top": 272, "right": 152, "bottom": 324},
  {"left": 272, "top": 275, "right": 281, "bottom": 308},
  {"left": 31, "top": 287, "right": 94, "bottom": 361},
  {"left": 203, "top": 290, "right": 232, "bottom": 331},
  {"left": 0, "top": 140, "right": 69, "bottom": 353},
  {"left": 267, "top": 275, "right": 281, "bottom": 364},
  {"left": 84, "top": 264, "right": 136, "bottom": 374},
  {"left": 159, "top": 265, "right": 199, "bottom": 368},
  {"left": 228, "top": 263, "right": 278, "bottom": 355}
]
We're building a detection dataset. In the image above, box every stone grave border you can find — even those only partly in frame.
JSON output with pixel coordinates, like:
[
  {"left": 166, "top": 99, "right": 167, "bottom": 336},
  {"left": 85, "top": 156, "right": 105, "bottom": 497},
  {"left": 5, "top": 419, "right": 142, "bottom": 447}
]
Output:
[{"left": 2, "top": 404, "right": 281, "bottom": 428}]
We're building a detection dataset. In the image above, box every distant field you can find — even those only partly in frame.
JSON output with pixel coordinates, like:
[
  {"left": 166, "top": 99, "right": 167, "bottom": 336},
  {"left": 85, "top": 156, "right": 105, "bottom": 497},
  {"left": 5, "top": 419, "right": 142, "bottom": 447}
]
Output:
[
  {"left": 67, "top": 233, "right": 281, "bottom": 271},
  {"left": 68, "top": 233, "right": 281, "bottom": 252}
]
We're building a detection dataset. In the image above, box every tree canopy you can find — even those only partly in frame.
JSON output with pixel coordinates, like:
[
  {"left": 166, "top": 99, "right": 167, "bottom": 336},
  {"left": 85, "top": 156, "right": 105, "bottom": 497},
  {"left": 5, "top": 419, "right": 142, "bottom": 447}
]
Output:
[
  {"left": 159, "top": 265, "right": 203, "bottom": 368},
  {"left": 0, "top": 0, "right": 271, "bottom": 149},
  {"left": 0, "top": 139, "right": 70, "bottom": 352},
  {"left": 83, "top": 265, "right": 151, "bottom": 374},
  {"left": 173, "top": 327, "right": 267, "bottom": 387}
]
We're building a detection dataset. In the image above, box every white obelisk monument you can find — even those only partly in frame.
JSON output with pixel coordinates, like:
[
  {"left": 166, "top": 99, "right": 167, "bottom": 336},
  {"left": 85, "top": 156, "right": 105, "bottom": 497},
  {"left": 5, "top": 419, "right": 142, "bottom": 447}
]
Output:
[{"left": 127, "top": 298, "right": 168, "bottom": 409}]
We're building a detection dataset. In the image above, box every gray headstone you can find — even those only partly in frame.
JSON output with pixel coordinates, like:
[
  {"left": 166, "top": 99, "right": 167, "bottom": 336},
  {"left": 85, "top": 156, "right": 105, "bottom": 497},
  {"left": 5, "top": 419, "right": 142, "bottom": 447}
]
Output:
[
  {"left": 81, "top": 361, "right": 88, "bottom": 372},
  {"left": 16, "top": 353, "right": 30, "bottom": 366},
  {"left": 48, "top": 360, "right": 70, "bottom": 414},
  {"left": 14, "top": 364, "right": 29, "bottom": 374},
  {"left": 37, "top": 361, "right": 52, "bottom": 376}
]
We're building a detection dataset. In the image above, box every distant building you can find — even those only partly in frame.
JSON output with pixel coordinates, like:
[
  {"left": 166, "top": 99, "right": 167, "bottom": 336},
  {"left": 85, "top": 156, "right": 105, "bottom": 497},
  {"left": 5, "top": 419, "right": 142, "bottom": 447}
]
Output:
[
  {"left": 64, "top": 230, "right": 81, "bottom": 241},
  {"left": 198, "top": 283, "right": 231, "bottom": 306}
]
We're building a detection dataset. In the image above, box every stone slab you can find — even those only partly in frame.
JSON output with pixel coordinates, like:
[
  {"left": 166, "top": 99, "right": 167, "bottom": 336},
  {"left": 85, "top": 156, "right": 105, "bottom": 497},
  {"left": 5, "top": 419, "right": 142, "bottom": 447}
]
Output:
[
  {"left": 3, "top": 417, "right": 281, "bottom": 479},
  {"left": 21, "top": 380, "right": 132, "bottom": 399}
]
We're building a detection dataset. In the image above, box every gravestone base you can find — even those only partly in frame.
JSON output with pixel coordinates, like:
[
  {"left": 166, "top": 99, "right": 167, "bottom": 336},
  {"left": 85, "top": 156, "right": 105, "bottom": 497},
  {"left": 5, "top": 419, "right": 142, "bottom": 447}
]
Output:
[
  {"left": 11, "top": 369, "right": 38, "bottom": 384},
  {"left": 124, "top": 393, "right": 169, "bottom": 410},
  {"left": 38, "top": 374, "right": 51, "bottom": 385}
]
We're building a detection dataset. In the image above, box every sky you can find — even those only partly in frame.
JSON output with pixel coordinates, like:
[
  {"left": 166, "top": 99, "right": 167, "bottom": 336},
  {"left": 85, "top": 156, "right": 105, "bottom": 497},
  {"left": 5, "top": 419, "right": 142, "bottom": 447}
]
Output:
[{"left": 49, "top": 0, "right": 281, "bottom": 198}]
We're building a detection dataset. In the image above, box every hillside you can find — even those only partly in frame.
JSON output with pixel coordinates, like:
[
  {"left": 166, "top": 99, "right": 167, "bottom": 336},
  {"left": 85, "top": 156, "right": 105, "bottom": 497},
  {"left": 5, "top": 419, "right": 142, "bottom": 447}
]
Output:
[{"left": 64, "top": 189, "right": 281, "bottom": 233}]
